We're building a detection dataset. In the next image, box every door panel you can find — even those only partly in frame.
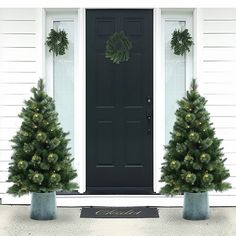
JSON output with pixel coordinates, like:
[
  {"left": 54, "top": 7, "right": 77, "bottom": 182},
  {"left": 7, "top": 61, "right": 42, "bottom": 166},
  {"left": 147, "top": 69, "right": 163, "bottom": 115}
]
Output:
[{"left": 86, "top": 10, "right": 153, "bottom": 194}]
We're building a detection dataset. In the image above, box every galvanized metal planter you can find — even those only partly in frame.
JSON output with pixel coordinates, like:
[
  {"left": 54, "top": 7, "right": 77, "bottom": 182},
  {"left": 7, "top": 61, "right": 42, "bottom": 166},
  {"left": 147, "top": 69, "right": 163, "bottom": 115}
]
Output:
[
  {"left": 30, "top": 192, "right": 57, "bottom": 220},
  {"left": 183, "top": 192, "right": 209, "bottom": 220}
]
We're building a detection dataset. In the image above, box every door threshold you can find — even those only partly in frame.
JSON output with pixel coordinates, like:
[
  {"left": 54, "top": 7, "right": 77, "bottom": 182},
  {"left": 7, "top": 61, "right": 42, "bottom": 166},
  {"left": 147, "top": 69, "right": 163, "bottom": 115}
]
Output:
[{"left": 57, "top": 189, "right": 159, "bottom": 195}]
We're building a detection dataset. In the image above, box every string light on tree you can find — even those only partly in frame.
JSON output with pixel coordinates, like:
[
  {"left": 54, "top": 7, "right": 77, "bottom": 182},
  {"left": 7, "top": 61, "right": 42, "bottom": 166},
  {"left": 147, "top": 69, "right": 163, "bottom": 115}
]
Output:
[
  {"left": 160, "top": 79, "right": 231, "bottom": 196},
  {"left": 7, "top": 79, "right": 78, "bottom": 196}
]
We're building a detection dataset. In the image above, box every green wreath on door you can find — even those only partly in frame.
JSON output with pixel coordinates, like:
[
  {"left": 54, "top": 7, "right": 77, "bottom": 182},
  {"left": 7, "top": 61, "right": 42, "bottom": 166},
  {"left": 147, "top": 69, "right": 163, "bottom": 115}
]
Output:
[
  {"left": 105, "top": 31, "right": 132, "bottom": 64},
  {"left": 171, "top": 29, "right": 194, "bottom": 56},
  {"left": 46, "top": 29, "right": 69, "bottom": 56}
]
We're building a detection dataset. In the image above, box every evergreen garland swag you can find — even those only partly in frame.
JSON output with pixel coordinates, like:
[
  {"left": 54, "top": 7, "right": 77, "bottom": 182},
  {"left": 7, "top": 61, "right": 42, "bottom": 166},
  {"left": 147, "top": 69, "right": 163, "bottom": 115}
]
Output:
[
  {"left": 7, "top": 79, "right": 78, "bottom": 196},
  {"left": 171, "top": 29, "right": 194, "bottom": 56},
  {"left": 160, "top": 79, "right": 231, "bottom": 196},
  {"left": 105, "top": 31, "right": 132, "bottom": 64},
  {"left": 46, "top": 29, "right": 69, "bottom": 56}
]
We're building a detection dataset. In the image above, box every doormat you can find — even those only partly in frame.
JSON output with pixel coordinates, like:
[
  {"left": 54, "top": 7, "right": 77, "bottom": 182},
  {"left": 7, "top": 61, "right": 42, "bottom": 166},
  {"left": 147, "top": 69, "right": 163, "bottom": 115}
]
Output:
[{"left": 80, "top": 207, "right": 159, "bottom": 218}]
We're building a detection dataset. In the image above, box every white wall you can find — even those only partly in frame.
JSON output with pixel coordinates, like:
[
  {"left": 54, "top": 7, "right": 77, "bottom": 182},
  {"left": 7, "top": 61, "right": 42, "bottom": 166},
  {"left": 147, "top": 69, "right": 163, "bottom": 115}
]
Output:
[
  {"left": 200, "top": 9, "right": 236, "bottom": 195},
  {"left": 0, "top": 9, "right": 42, "bottom": 194}
]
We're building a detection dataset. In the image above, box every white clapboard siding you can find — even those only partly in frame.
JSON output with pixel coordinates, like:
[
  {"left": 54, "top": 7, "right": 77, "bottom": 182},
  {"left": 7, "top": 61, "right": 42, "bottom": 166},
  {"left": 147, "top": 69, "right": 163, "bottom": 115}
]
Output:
[
  {"left": 0, "top": 34, "right": 36, "bottom": 48},
  {"left": 203, "top": 61, "right": 236, "bottom": 72},
  {"left": 227, "top": 165, "right": 236, "bottom": 177},
  {"left": 0, "top": 183, "right": 11, "bottom": 193},
  {"left": 0, "top": 106, "right": 23, "bottom": 117},
  {"left": 0, "top": 95, "right": 30, "bottom": 105},
  {"left": 0, "top": 9, "right": 37, "bottom": 20},
  {"left": 0, "top": 162, "right": 10, "bottom": 171},
  {"left": 207, "top": 106, "right": 236, "bottom": 117},
  {"left": 225, "top": 153, "right": 236, "bottom": 165},
  {"left": 0, "top": 172, "right": 9, "bottom": 182},
  {"left": 0, "top": 141, "right": 12, "bottom": 150},
  {"left": 0, "top": 150, "right": 13, "bottom": 161},
  {"left": 203, "top": 34, "right": 236, "bottom": 47},
  {"left": 0, "top": 21, "right": 36, "bottom": 34},
  {"left": 0, "top": 117, "right": 21, "bottom": 129},
  {"left": 203, "top": 8, "right": 236, "bottom": 20},
  {"left": 202, "top": 83, "right": 236, "bottom": 94},
  {"left": 0, "top": 62, "right": 37, "bottom": 73},
  {"left": 0, "top": 72, "right": 38, "bottom": 84},
  {"left": 210, "top": 117, "right": 236, "bottom": 128},
  {"left": 203, "top": 48, "right": 236, "bottom": 61},
  {"left": 205, "top": 95, "right": 236, "bottom": 105},
  {"left": 0, "top": 84, "right": 34, "bottom": 95},
  {"left": 204, "top": 21, "right": 236, "bottom": 34},
  {"left": 0, "top": 9, "right": 39, "bottom": 194},
  {"left": 202, "top": 9, "right": 236, "bottom": 195},
  {"left": 202, "top": 72, "right": 236, "bottom": 83},
  {"left": 215, "top": 128, "right": 236, "bottom": 140},
  {"left": 222, "top": 141, "right": 236, "bottom": 153},
  {"left": 0, "top": 48, "right": 37, "bottom": 61}
]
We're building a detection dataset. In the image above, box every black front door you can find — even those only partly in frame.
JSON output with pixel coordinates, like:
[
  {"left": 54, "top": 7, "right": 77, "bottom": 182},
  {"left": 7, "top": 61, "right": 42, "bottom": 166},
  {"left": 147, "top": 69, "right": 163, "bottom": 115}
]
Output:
[{"left": 86, "top": 10, "right": 153, "bottom": 194}]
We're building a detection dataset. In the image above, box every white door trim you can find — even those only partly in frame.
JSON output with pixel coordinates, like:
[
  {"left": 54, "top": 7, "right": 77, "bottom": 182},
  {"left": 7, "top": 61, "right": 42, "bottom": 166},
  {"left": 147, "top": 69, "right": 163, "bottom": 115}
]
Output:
[
  {"left": 153, "top": 8, "right": 164, "bottom": 193},
  {"left": 80, "top": 8, "right": 163, "bottom": 194},
  {"left": 77, "top": 8, "right": 86, "bottom": 193},
  {"left": 45, "top": 9, "right": 80, "bottom": 186}
]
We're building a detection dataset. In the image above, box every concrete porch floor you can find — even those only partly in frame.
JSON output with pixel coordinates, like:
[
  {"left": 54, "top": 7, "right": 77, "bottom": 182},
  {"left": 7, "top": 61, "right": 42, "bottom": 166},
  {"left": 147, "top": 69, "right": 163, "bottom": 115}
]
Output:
[{"left": 0, "top": 206, "right": 235, "bottom": 236}]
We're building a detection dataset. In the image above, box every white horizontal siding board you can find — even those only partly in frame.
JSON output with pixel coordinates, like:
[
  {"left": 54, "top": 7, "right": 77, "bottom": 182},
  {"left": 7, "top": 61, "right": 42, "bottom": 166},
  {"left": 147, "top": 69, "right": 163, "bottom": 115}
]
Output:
[
  {"left": 0, "top": 183, "right": 10, "bottom": 193},
  {"left": 0, "top": 95, "right": 29, "bottom": 105},
  {"left": 0, "top": 141, "right": 12, "bottom": 150},
  {"left": 203, "top": 48, "right": 236, "bottom": 61},
  {"left": 226, "top": 165, "right": 236, "bottom": 177},
  {"left": 205, "top": 95, "right": 236, "bottom": 105},
  {"left": 0, "top": 172, "right": 9, "bottom": 182},
  {"left": 0, "top": 130, "right": 16, "bottom": 140},
  {"left": 0, "top": 162, "right": 9, "bottom": 171},
  {"left": 227, "top": 177, "right": 236, "bottom": 188},
  {"left": 209, "top": 189, "right": 236, "bottom": 196},
  {"left": 0, "top": 106, "right": 22, "bottom": 116},
  {"left": 0, "top": 62, "right": 37, "bottom": 72},
  {"left": 0, "top": 72, "right": 37, "bottom": 84},
  {"left": 203, "top": 9, "right": 236, "bottom": 20},
  {"left": 0, "top": 34, "right": 36, "bottom": 47},
  {"left": 225, "top": 153, "right": 236, "bottom": 165},
  {"left": 203, "top": 61, "right": 236, "bottom": 72},
  {"left": 0, "top": 117, "right": 21, "bottom": 129},
  {"left": 222, "top": 141, "right": 236, "bottom": 153},
  {"left": 0, "top": 48, "right": 37, "bottom": 61},
  {"left": 215, "top": 128, "right": 236, "bottom": 139},
  {"left": 204, "top": 21, "right": 236, "bottom": 33},
  {"left": 0, "top": 21, "right": 36, "bottom": 34},
  {"left": 202, "top": 72, "right": 236, "bottom": 83},
  {"left": 207, "top": 106, "right": 236, "bottom": 117},
  {"left": 0, "top": 150, "right": 13, "bottom": 161},
  {"left": 203, "top": 34, "right": 236, "bottom": 47},
  {"left": 202, "top": 83, "right": 236, "bottom": 94},
  {"left": 0, "top": 84, "right": 34, "bottom": 94},
  {"left": 210, "top": 117, "right": 236, "bottom": 128},
  {"left": 0, "top": 9, "right": 37, "bottom": 20}
]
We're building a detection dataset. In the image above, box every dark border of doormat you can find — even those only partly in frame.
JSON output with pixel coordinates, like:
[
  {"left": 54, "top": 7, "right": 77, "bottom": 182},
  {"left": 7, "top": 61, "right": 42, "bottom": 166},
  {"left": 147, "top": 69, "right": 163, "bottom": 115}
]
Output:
[{"left": 80, "top": 207, "right": 159, "bottom": 218}]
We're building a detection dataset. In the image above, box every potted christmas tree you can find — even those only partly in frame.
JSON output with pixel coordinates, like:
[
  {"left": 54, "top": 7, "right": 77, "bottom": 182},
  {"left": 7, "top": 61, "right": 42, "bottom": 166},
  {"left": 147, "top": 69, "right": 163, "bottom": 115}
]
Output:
[
  {"left": 7, "top": 79, "right": 78, "bottom": 220},
  {"left": 160, "top": 79, "right": 231, "bottom": 220}
]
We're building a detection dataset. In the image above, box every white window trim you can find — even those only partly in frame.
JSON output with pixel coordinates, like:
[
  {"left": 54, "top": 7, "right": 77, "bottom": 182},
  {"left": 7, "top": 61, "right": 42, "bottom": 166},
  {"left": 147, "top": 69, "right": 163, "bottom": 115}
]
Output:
[
  {"left": 157, "top": 10, "right": 193, "bottom": 191},
  {"left": 45, "top": 10, "right": 80, "bottom": 187},
  {"left": 161, "top": 10, "right": 194, "bottom": 96}
]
